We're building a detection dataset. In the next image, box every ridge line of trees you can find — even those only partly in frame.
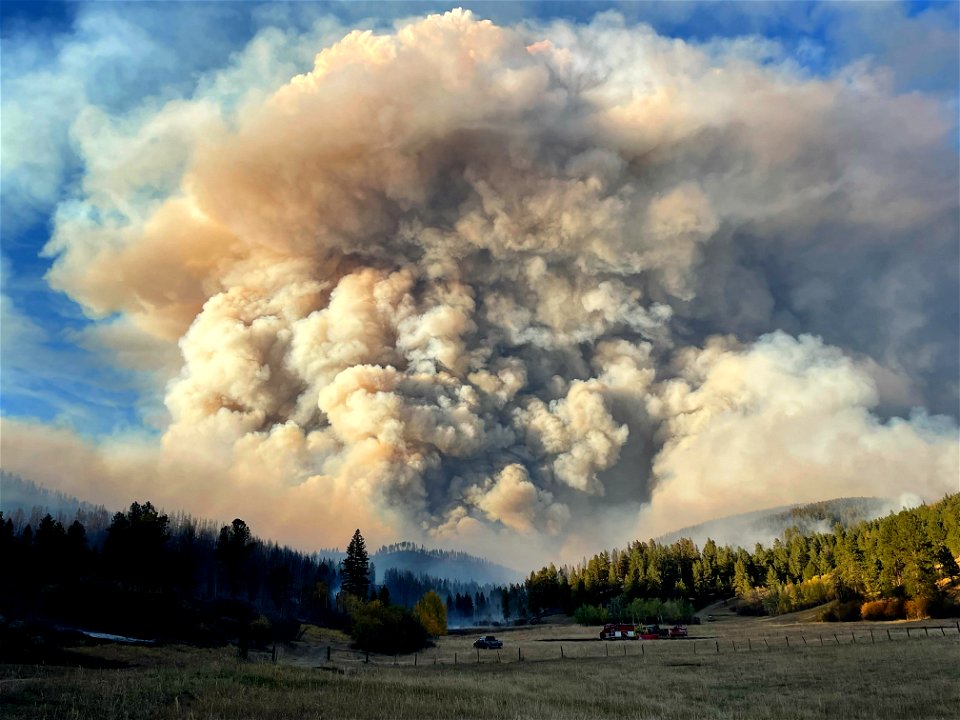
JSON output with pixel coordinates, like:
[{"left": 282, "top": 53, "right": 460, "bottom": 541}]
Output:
[{"left": 523, "top": 494, "right": 960, "bottom": 624}]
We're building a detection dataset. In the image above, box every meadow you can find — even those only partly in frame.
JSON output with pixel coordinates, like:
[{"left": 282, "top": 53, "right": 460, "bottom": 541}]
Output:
[{"left": 2, "top": 611, "right": 958, "bottom": 720}]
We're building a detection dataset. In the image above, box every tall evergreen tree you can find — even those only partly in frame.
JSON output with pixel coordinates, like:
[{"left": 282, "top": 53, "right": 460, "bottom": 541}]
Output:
[
  {"left": 342, "top": 529, "right": 370, "bottom": 599},
  {"left": 216, "top": 518, "right": 254, "bottom": 597}
]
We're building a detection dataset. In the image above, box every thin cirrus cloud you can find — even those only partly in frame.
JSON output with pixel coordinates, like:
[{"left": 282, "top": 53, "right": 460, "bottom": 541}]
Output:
[{"left": 0, "top": 4, "right": 956, "bottom": 566}]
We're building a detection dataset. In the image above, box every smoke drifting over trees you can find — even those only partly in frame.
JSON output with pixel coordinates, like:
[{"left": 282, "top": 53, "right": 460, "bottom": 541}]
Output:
[{"left": 1, "top": 10, "right": 957, "bottom": 565}]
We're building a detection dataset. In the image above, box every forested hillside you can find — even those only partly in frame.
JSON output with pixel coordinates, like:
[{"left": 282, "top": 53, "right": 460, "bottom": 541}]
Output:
[
  {"left": 657, "top": 496, "right": 899, "bottom": 548},
  {"left": 525, "top": 494, "right": 960, "bottom": 623}
]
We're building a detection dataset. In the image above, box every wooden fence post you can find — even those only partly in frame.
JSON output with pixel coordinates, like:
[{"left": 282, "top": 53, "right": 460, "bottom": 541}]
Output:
[
  {"left": 801, "top": 636, "right": 808, "bottom": 646},
  {"left": 414, "top": 654, "right": 418, "bottom": 666},
  {"left": 623, "top": 644, "right": 626, "bottom": 656},
  {"left": 606, "top": 644, "right": 609, "bottom": 657},
  {"left": 476, "top": 649, "right": 480, "bottom": 664},
  {"left": 715, "top": 641, "right": 719, "bottom": 654},
  {"left": 454, "top": 652, "right": 457, "bottom": 665},
  {"left": 924, "top": 627, "right": 929, "bottom": 638},
  {"left": 518, "top": 647, "right": 522, "bottom": 662},
  {"left": 833, "top": 633, "right": 839, "bottom": 645},
  {"left": 941, "top": 626, "right": 946, "bottom": 637},
  {"left": 851, "top": 632, "right": 856, "bottom": 644},
  {"left": 641, "top": 643, "right": 645, "bottom": 657},
  {"left": 785, "top": 636, "right": 790, "bottom": 648},
  {"left": 560, "top": 645, "right": 564, "bottom": 659},
  {"left": 764, "top": 638, "right": 769, "bottom": 650},
  {"left": 886, "top": 629, "right": 891, "bottom": 641},
  {"left": 870, "top": 630, "right": 874, "bottom": 643},
  {"left": 748, "top": 638, "right": 752, "bottom": 652},
  {"left": 326, "top": 645, "right": 331, "bottom": 662},
  {"left": 819, "top": 634, "right": 823, "bottom": 646}
]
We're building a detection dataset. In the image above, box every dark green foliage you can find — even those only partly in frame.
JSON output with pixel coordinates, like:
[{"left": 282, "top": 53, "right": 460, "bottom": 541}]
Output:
[
  {"left": 104, "top": 502, "right": 172, "bottom": 591},
  {"left": 342, "top": 529, "right": 370, "bottom": 599},
  {"left": 348, "top": 600, "right": 429, "bottom": 654},
  {"left": 217, "top": 519, "right": 255, "bottom": 598},
  {"left": 624, "top": 597, "right": 694, "bottom": 623},
  {"left": 819, "top": 600, "right": 862, "bottom": 622}
]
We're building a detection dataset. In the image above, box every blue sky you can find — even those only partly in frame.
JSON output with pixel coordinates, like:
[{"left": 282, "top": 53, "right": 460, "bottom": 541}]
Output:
[{"left": 2, "top": 1, "right": 958, "bottom": 437}]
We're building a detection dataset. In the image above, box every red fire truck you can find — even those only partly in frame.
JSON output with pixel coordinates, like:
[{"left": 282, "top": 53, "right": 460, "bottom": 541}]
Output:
[{"left": 599, "top": 623, "right": 640, "bottom": 640}]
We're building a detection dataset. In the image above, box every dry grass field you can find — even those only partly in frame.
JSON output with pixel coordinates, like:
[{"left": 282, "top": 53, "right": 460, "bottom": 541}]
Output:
[{"left": 2, "top": 610, "right": 958, "bottom": 720}]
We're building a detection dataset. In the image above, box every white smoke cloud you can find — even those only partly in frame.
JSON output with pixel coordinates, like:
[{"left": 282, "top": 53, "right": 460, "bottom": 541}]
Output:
[
  {"left": 3, "top": 9, "right": 957, "bottom": 564},
  {"left": 639, "top": 332, "right": 959, "bottom": 537}
]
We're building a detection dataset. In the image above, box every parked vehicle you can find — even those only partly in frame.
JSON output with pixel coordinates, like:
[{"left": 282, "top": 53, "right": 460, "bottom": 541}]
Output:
[
  {"left": 601, "top": 623, "right": 688, "bottom": 640},
  {"left": 473, "top": 635, "right": 503, "bottom": 649},
  {"left": 599, "top": 623, "right": 639, "bottom": 640}
]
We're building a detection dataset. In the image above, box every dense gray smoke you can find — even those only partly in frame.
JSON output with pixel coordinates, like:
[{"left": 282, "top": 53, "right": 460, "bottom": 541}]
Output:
[{"left": 2, "top": 11, "right": 956, "bottom": 563}]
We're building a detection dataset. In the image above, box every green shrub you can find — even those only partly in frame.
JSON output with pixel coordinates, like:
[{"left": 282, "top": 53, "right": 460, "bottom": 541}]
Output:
[
  {"left": 625, "top": 598, "right": 661, "bottom": 623},
  {"left": 349, "top": 600, "right": 429, "bottom": 654},
  {"left": 573, "top": 604, "right": 609, "bottom": 625},
  {"left": 660, "top": 599, "right": 695, "bottom": 623},
  {"left": 734, "top": 593, "right": 768, "bottom": 616},
  {"left": 928, "top": 596, "right": 960, "bottom": 618}
]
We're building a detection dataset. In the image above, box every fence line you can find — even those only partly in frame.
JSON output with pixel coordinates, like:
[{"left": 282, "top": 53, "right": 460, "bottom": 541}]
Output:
[{"left": 314, "top": 623, "right": 960, "bottom": 668}]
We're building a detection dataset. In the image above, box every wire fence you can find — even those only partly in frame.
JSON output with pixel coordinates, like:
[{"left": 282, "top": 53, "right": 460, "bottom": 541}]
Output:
[{"left": 306, "top": 621, "right": 960, "bottom": 668}]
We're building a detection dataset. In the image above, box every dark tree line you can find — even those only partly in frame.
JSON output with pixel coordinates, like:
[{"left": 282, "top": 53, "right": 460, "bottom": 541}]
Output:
[
  {"left": 380, "top": 567, "right": 504, "bottom": 623},
  {"left": 1, "top": 501, "right": 346, "bottom": 642}
]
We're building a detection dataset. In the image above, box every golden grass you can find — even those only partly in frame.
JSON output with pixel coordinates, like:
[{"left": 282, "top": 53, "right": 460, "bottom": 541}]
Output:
[{"left": 2, "top": 618, "right": 958, "bottom": 720}]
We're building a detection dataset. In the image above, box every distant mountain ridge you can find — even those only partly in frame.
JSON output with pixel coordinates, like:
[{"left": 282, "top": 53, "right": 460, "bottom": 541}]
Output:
[
  {"left": 657, "top": 496, "right": 910, "bottom": 549},
  {"left": 372, "top": 542, "right": 520, "bottom": 585},
  {"left": 0, "top": 472, "right": 111, "bottom": 531}
]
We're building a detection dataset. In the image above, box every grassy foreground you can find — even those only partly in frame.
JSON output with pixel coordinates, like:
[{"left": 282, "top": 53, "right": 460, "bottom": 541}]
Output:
[{"left": 1, "top": 627, "right": 958, "bottom": 720}]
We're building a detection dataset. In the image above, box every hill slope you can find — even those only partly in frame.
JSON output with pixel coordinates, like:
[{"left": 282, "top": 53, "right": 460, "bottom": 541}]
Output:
[{"left": 657, "top": 496, "right": 907, "bottom": 548}]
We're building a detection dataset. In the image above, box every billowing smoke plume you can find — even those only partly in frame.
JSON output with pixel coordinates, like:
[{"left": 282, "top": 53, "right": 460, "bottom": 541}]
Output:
[{"left": 4, "top": 10, "right": 957, "bottom": 563}]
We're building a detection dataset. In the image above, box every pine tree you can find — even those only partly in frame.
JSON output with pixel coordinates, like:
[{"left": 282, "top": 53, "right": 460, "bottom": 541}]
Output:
[
  {"left": 733, "top": 553, "right": 753, "bottom": 598},
  {"left": 342, "top": 529, "right": 370, "bottom": 599},
  {"left": 216, "top": 518, "right": 254, "bottom": 597}
]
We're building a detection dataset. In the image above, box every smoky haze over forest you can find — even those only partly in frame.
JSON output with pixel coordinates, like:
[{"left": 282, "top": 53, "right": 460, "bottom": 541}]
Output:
[{"left": 1, "top": 8, "right": 957, "bottom": 568}]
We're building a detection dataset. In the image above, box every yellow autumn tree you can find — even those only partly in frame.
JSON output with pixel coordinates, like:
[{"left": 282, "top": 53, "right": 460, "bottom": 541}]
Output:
[{"left": 414, "top": 590, "right": 447, "bottom": 637}]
